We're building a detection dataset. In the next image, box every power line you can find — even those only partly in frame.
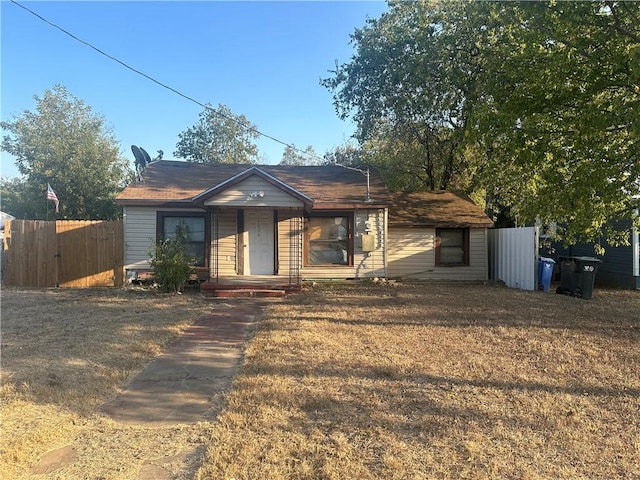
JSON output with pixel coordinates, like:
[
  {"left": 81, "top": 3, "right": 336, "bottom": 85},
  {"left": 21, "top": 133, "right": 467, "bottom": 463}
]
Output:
[{"left": 9, "top": 0, "right": 324, "bottom": 162}]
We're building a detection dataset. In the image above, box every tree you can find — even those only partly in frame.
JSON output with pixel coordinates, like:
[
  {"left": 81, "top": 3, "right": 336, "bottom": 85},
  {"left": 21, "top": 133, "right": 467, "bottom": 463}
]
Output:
[
  {"left": 322, "top": 1, "right": 483, "bottom": 191},
  {"left": 279, "top": 145, "right": 319, "bottom": 166},
  {"left": 470, "top": 1, "right": 640, "bottom": 246},
  {"left": 174, "top": 103, "right": 259, "bottom": 164},
  {"left": 324, "top": 1, "right": 640, "bottom": 245},
  {"left": 322, "top": 142, "right": 364, "bottom": 168},
  {"left": 1, "top": 85, "right": 131, "bottom": 220}
]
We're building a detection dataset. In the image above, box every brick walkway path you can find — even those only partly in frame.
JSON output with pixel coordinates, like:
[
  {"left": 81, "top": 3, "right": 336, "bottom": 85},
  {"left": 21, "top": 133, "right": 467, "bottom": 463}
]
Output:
[{"left": 101, "top": 300, "right": 268, "bottom": 425}]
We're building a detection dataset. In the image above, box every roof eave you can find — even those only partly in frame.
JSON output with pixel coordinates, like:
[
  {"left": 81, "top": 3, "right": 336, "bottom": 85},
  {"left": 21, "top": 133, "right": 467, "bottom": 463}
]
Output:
[
  {"left": 312, "top": 201, "right": 390, "bottom": 210},
  {"left": 116, "top": 199, "right": 198, "bottom": 208},
  {"left": 389, "top": 222, "right": 494, "bottom": 228}
]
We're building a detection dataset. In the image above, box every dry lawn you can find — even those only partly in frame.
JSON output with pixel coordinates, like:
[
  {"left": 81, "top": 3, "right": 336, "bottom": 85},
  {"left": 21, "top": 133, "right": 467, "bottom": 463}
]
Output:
[
  {"left": 197, "top": 283, "right": 639, "bottom": 480},
  {"left": 1, "top": 287, "right": 216, "bottom": 479},
  {"left": 1, "top": 283, "right": 639, "bottom": 479}
]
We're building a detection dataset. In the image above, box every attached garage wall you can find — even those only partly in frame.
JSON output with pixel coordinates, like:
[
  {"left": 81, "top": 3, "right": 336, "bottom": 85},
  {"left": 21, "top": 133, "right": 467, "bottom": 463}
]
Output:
[{"left": 387, "top": 227, "right": 488, "bottom": 281}]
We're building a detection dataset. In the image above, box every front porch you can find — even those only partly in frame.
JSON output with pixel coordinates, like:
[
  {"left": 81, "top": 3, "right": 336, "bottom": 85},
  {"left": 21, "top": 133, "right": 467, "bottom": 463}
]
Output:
[{"left": 200, "top": 275, "right": 302, "bottom": 298}]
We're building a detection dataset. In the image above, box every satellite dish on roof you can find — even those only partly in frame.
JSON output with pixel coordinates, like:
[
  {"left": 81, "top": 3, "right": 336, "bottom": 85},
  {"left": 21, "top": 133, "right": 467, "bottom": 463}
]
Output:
[
  {"left": 131, "top": 145, "right": 149, "bottom": 182},
  {"left": 139, "top": 146, "right": 152, "bottom": 165}
]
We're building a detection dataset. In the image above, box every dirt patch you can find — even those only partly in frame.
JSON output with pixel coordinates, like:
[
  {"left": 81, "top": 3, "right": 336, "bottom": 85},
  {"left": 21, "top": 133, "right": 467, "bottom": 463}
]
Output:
[{"left": 30, "top": 445, "right": 77, "bottom": 475}]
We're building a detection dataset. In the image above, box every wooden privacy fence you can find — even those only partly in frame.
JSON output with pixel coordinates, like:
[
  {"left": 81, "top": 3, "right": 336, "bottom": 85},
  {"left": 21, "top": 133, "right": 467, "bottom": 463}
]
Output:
[{"left": 2, "top": 220, "right": 124, "bottom": 288}]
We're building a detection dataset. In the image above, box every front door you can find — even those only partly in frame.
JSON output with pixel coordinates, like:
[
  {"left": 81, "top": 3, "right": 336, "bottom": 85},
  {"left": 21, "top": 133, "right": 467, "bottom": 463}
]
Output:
[{"left": 245, "top": 209, "right": 275, "bottom": 275}]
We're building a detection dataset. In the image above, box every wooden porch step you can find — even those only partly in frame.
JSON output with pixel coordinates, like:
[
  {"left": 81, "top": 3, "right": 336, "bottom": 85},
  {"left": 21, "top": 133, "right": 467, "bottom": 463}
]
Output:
[{"left": 210, "top": 289, "right": 287, "bottom": 298}]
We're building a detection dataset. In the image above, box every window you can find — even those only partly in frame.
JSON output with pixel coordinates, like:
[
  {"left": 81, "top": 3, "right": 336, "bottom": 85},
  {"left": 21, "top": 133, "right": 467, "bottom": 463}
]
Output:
[
  {"left": 157, "top": 213, "right": 207, "bottom": 267},
  {"left": 305, "top": 215, "right": 352, "bottom": 266},
  {"left": 436, "top": 228, "right": 469, "bottom": 266}
]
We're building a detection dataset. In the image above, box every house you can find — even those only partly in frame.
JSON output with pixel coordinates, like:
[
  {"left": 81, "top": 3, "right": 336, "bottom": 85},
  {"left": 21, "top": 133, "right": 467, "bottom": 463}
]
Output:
[
  {"left": 545, "top": 219, "right": 640, "bottom": 290},
  {"left": 115, "top": 161, "right": 494, "bottom": 290},
  {"left": 387, "top": 191, "right": 494, "bottom": 281},
  {"left": 116, "top": 161, "right": 390, "bottom": 289}
]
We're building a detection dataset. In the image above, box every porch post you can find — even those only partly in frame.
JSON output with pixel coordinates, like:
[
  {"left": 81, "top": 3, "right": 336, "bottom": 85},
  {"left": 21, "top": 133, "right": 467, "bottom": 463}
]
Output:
[{"left": 288, "top": 207, "right": 302, "bottom": 287}]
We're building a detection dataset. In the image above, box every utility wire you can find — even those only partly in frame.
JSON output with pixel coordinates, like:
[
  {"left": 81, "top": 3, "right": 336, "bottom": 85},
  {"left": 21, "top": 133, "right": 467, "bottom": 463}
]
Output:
[{"left": 9, "top": 0, "right": 325, "bottom": 162}]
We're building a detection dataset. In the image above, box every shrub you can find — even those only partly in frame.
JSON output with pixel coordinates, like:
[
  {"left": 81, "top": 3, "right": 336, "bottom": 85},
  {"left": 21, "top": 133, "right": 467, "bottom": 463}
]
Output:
[{"left": 148, "top": 224, "right": 195, "bottom": 293}]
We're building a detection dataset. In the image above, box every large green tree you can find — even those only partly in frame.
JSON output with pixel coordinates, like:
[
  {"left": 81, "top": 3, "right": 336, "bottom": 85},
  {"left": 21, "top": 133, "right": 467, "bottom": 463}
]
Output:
[
  {"left": 1, "top": 85, "right": 131, "bottom": 220},
  {"left": 471, "top": 1, "right": 640, "bottom": 245},
  {"left": 324, "top": 1, "right": 640, "bottom": 245},
  {"left": 322, "top": 1, "right": 483, "bottom": 191},
  {"left": 174, "top": 103, "right": 259, "bottom": 164}
]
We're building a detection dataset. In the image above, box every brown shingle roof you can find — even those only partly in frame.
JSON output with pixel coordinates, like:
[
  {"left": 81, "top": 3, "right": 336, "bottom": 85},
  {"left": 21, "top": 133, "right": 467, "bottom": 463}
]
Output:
[
  {"left": 116, "top": 161, "right": 391, "bottom": 209},
  {"left": 389, "top": 191, "right": 494, "bottom": 228}
]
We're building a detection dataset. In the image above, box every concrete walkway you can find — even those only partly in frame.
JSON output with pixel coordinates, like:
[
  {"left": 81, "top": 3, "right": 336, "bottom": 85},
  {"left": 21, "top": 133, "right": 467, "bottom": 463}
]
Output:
[
  {"left": 29, "top": 299, "right": 273, "bottom": 479},
  {"left": 101, "top": 299, "right": 268, "bottom": 425}
]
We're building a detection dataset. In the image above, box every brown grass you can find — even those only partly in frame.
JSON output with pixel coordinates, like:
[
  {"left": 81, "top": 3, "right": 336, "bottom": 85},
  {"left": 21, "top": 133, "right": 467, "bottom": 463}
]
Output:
[
  {"left": 1, "top": 287, "right": 215, "bottom": 479},
  {"left": 196, "top": 283, "right": 640, "bottom": 480},
  {"left": 1, "top": 283, "right": 639, "bottom": 479}
]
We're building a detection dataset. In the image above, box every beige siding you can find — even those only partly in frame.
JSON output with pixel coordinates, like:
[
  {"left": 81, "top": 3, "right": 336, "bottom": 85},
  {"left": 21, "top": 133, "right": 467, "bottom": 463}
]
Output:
[
  {"left": 122, "top": 207, "right": 208, "bottom": 271},
  {"left": 123, "top": 207, "right": 156, "bottom": 270},
  {"left": 125, "top": 206, "right": 390, "bottom": 280},
  {"left": 301, "top": 209, "right": 387, "bottom": 279},
  {"left": 204, "top": 176, "right": 304, "bottom": 208},
  {"left": 211, "top": 209, "right": 237, "bottom": 276},
  {"left": 388, "top": 227, "right": 488, "bottom": 281},
  {"left": 276, "top": 209, "right": 303, "bottom": 276}
]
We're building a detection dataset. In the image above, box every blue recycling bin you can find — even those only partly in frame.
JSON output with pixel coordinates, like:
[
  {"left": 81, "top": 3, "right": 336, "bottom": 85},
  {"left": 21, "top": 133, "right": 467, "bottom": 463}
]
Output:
[{"left": 538, "top": 257, "right": 556, "bottom": 292}]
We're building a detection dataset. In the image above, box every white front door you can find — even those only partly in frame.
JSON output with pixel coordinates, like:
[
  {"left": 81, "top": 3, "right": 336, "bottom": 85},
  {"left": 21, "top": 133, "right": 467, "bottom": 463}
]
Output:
[{"left": 245, "top": 209, "right": 275, "bottom": 275}]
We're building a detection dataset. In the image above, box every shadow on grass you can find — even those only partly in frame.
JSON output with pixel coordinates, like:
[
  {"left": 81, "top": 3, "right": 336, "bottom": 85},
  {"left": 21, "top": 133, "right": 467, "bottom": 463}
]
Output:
[
  {"left": 244, "top": 360, "right": 640, "bottom": 400},
  {"left": 285, "top": 285, "right": 640, "bottom": 339}
]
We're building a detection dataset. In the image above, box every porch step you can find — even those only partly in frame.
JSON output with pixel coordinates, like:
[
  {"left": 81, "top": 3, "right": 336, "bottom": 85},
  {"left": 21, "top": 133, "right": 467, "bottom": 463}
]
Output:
[{"left": 210, "top": 289, "right": 287, "bottom": 298}]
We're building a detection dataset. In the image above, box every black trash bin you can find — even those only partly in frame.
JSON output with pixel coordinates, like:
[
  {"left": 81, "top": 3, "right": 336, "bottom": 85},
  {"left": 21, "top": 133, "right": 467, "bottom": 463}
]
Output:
[{"left": 556, "top": 256, "right": 601, "bottom": 299}]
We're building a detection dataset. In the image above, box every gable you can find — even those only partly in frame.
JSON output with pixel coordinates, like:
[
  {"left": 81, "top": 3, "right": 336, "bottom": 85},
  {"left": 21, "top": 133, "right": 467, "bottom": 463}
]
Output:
[
  {"left": 193, "top": 166, "right": 312, "bottom": 208},
  {"left": 202, "top": 174, "right": 306, "bottom": 208}
]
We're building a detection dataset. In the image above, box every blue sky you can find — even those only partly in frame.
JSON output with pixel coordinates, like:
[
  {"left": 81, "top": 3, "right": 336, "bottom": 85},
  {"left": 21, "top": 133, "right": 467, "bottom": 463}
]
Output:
[{"left": 1, "top": 1, "right": 387, "bottom": 179}]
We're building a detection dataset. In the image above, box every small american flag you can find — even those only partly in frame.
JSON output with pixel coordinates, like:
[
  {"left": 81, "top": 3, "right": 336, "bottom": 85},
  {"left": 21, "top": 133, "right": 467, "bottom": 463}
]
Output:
[{"left": 47, "top": 183, "right": 59, "bottom": 213}]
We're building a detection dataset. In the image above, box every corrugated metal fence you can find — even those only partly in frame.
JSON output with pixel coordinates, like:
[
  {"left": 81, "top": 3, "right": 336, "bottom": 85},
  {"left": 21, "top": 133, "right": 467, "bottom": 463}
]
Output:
[
  {"left": 2, "top": 220, "right": 124, "bottom": 288},
  {"left": 488, "top": 226, "right": 539, "bottom": 291}
]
